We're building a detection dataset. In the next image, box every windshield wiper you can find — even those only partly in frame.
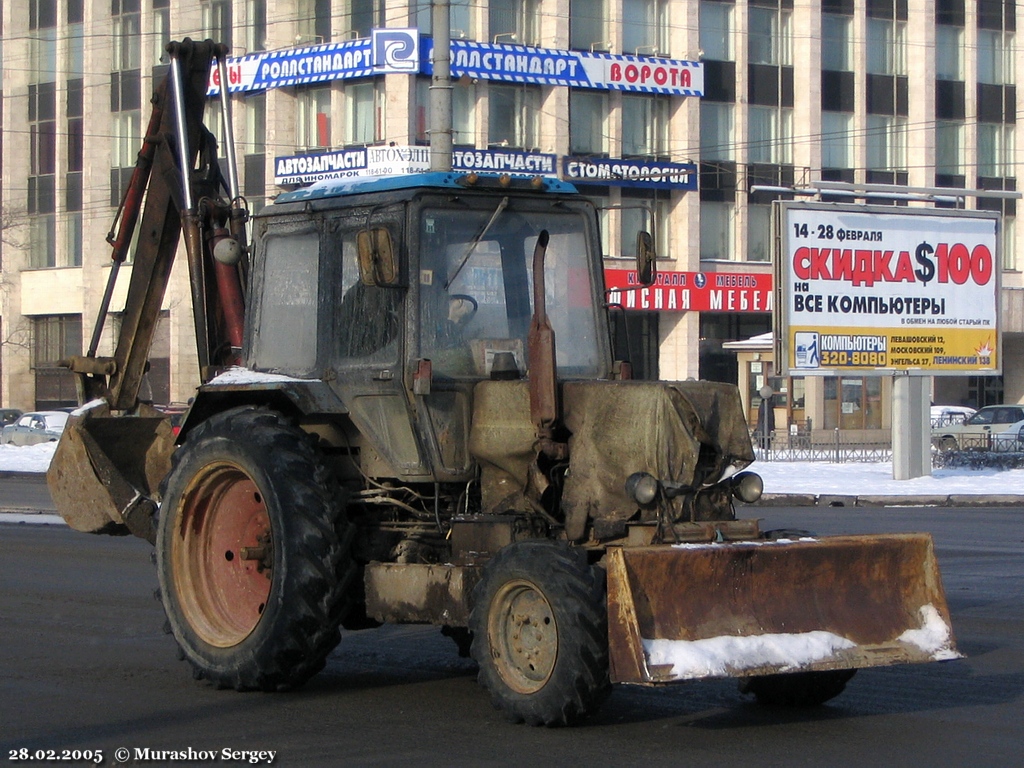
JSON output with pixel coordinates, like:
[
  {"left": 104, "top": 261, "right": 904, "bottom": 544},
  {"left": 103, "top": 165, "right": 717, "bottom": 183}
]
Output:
[{"left": 445, "top": 196, "right": 508, "bottom": 289}]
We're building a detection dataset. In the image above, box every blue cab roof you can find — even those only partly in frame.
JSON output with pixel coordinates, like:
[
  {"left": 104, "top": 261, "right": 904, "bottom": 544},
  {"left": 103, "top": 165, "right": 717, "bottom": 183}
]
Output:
[{"left": 274, "top": 172, "right": 579, "bottom": 204}]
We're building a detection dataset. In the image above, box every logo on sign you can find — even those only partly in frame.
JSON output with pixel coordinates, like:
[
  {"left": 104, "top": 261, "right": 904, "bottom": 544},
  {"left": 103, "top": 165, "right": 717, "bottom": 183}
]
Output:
[
  {"left": 694, "top": 273, "right": 707, "bottom": 288},
  {"left": 372, "top": 28, "right": 419, "bottom": 73}
]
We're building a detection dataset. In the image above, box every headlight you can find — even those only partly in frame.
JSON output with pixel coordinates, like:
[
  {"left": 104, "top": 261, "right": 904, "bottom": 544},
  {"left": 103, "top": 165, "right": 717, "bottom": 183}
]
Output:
[
  {"left": 730, "top": 471, "right": 763, "bottom": 503},
  {"left": 625, "top": 472, "right": 660, "bottom": 505}
]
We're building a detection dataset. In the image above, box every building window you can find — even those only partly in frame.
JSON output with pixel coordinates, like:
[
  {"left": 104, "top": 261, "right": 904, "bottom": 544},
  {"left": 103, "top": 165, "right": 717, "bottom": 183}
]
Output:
[
  {"left": 569, "top": 90, "right": 608, "bottom": 156},
  {"left": 822, "top": 9, "right": 854, "bottom": 113},
  {"left": 748, "top": 106, "right": 792, "bottom": 165},
  {"left": 417, "top": 78, "right": 475, "bottom": 145},
  {"left": 202, "top": 0, "right": 232, "bottom": 51},
  {"left": 297, "top": 0, "right": 331, "bottom": 44},
  {"left": 488, "top": 84, "right": 539, "bottom": 150},
  {"left": 244, "top": 0, "right": 267, "bottom": 52},
  {"left": 748, "top": 1, "right": 791, "bottom": 67},
  {"left": 69, "top": 5, "right": 84, "bottom": 77},
  {"left": 824, "top": 376, "right": 883, "bottom": 430},
  {"left": 111, "top": 110, "right": 141, "bottom": 207},
  {"left": 700, "top": 200, "right": 735, "bottom": 261},
  {"left": 346, "top": 0, "right": 382, "bottom": 39},
  {"left": 152, "top": 0, "right": 171, "bottom": 64},
  {"left": 978, "top": 15, "right": 1014, "bottom": 87},
  {"left": 32, "top": 315, "right": 80, "bottom": 368},
  {"left": 29, "top": 83, "right": 56, "bottom": 180},
  {"left": 32, "top": 315, "right": 82, "bottom": 410},
  {"left": 866, "top": 114, "right": 906, "bottom": 175},
  {"left": 622, "top": 95, "right": 669, "bottom": 159},
  {"left": 243, "top": 93, "right": 267, "bottom": 212},
  {"left": 699, "top": 0, "right": 733, "bottom": 62},
  {"left": 747, "top": 204, "right": 773, "bottom": 262},
  {"left": 935, "top": 120, "right": 963, "bottom": 176},
  {"left": 112, "top": 0, "right": 142, "bottom": 208},
  {"left": 866, "top": 17, "right": 905, "bottom": 76},
  {"left": 29, "top": 1, "right": 57, "bottom": 267},
  {"left": 623, "top": 0, "right": 668, "bottom": 56},
  {"left": 415, "top": 0, "right": 472, "bottom": 38},
  {"left": 700, "top": 102, "right": 734, "bottom": 161},
  {"left": 66, "top": 76, "right": 83, "bottom": 269},
  {"left": 571, "top": 0, "right": 607, "bottom": 51},
  {"left": 978, "top": 123, "right": 1014, "bottom": 179},
  {"left": 113, "top": 0, "right": 141, "bottom": 71},
  {"left": 297, "top": 85, "right": 332, "bottom": 150},
  {"left": 29, "top": 0, "right": 58, "bottom": 81},
  {"left": 821, "top": 111, "right": 852, "bottom": 170},
  {"left": 935, "top": 24, "right": 963, "bottom": 82},
  {"left": 821, "top": 12, "right": 852, "bottom": 71},
  {"left": 620, "top": 192, "right": 669, "bottom": 259},
  {"left": 345, "top": 80, "right": 383, "bottom": 147},
  {"left": 453, "top": 80, "right": 476, "bottom": 145},
  {"left": 747, "top": 0, "right": 792, "bottom": 172},
  {"left": 489, "top": 0, "right": 539, "bottom": 45},
  {"left": 28, "top": 216, "right": 56, "bottom": 269}
]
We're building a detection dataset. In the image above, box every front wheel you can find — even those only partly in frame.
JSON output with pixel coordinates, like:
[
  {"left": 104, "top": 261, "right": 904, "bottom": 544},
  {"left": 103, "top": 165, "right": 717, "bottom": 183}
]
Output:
[
  {"left": 470, "top": 541, "right": 610, "bottom": 726},
  {"left": 156, "top": 407, "right": 354, "bottom": 691}
]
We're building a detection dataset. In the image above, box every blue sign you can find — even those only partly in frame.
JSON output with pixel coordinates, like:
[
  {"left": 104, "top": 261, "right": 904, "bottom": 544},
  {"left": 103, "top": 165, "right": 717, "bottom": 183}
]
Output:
[
  {"left": 212, "top": 32, "right": 702, "bottom": 97},
  {"left": 210, "top": 33, "right": 422, "bottom": 94},
  {"left": 424, "top": 40, "right": 703, "bottom": 97},
  {"left": 372, "top": 28, "right": 420, "bottom": 73},
  {"left": 562, "top": 157, "right": 698, "bottom": 190}
]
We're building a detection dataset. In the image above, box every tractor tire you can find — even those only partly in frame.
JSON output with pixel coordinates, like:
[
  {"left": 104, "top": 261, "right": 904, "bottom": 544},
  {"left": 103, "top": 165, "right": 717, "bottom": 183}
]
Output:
[
  {"left": 738, "top": 669, "right": 857, "bottom": 707},
  {"left": 156, "top": 407, "right": 355, "bottom": 691},
  {"left": 469, "top": 540, "right": 610, "bottom": 726}
]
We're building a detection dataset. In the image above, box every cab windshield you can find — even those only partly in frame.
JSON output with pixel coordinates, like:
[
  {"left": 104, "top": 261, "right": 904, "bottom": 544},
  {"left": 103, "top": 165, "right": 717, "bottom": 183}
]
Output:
[{"left": 418, "top": 202, "right": 603, "bottom": 378}]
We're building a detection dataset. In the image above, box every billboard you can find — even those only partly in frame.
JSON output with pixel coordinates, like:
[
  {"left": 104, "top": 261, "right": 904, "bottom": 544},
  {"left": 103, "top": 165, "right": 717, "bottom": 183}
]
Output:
[{"left": 775, "top": 203, "right": 1001, "bottom": 376}]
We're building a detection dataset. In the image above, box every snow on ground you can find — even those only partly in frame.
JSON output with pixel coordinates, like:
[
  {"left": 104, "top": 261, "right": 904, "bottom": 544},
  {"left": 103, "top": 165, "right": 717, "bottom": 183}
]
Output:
[
  {"left": 754, "top": 459, "right": 1024, "bottom": 496},
  {"left": 2, "top": 440, "right": 1024, "bottom": 496},
  {"left": 0, "top": 442, "right": 58, "bottom": 474}
]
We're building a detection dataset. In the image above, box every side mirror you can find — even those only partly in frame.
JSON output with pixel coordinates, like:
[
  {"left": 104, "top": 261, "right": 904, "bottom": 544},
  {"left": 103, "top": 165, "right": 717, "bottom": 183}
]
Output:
[
  {"left": 357, "top": 228, "right": 399, "bottom": 286},
  {"left": 636, "top": 231, "right": 656, "bottom": 287}
]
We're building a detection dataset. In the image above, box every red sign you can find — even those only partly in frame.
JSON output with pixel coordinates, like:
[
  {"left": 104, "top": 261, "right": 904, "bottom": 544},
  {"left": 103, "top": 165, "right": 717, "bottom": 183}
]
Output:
[{"left": 604, "top": 269, "right": 773, "bottom": 313}]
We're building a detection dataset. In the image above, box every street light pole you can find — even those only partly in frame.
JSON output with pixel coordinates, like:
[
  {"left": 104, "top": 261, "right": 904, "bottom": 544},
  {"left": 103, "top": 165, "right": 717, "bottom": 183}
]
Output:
[{"left": 430, "top": 0, "right": 453, "bottom": 171}]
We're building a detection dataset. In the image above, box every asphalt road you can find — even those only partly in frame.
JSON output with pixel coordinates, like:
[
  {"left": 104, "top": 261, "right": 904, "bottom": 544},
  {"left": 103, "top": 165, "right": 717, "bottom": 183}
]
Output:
[
  {"left": 0, "top": 472, "right": 55, "bottom": 511},
  {"left": 0, "top": 503, "right": 1021, "bottom": 767}
]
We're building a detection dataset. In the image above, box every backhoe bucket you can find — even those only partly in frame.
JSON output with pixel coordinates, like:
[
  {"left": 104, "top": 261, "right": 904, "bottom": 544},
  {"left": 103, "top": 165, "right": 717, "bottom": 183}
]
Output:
[
  {"left": 46, "top": 402, "right": 176, "bottom": 542},
  {"left": 606, "top": 534, "right": 959, "bottom": 684}
]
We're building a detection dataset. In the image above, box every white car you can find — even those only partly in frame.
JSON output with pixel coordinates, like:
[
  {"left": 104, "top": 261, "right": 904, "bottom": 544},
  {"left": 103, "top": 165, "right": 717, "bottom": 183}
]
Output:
[
  {"left": 930, "top": 405, "right": 976, "bottom": 428},
  {"left": 932, "top": 405, "right": 1024, "bottom": 451},
  {"left": 0, "top": 410, "right": 69, "bottom": 446}
]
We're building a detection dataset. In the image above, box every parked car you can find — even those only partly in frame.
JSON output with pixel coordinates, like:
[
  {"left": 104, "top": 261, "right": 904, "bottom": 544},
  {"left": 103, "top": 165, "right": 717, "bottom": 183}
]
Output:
[
  {"left": 930, "top": 405, "right": 977, "bottom": 428},
  {"left": 932, "top": 404, "right": 1024, "bottom": 451},
  {"left": 0, "top": 408, "right": 23, "bottom": 428},
  {"left": 1, "top": 411, "right": 69, "bottom": 446}
]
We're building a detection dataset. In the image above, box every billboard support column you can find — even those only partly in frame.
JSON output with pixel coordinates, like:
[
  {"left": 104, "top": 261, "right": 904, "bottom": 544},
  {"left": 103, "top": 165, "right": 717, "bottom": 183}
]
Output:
[{"left": 892, "top": 374, "right": 931, "bottom": 480}]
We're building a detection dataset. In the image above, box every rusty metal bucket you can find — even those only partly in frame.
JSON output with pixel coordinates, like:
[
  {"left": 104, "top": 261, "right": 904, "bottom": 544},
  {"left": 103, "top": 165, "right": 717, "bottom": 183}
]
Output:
[
  {"left": 606, "top": 533, "right": 959, "bottom": 684},
  {"left": 46, "top": 402, "right": 176, "bottom": 542}
]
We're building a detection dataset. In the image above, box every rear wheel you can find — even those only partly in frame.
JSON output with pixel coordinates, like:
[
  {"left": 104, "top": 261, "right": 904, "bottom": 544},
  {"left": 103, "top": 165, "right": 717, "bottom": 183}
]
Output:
[
  {"left": 739, "top": 669, "right": 857, "bottom": 707},
  {"left": 156, "top": 407, "right": 354, "bottom": 691},
  {"left": 940, "top": 436, "right": 959, "bottom": 451},
  {"left": 470, "top": 541, "right": 610, "bottom": 726}
]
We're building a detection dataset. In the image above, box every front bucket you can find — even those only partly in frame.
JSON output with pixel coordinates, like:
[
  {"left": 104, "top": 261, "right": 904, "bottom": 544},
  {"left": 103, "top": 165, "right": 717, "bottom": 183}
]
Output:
[
  {"left": 606, "top": 534, "right": 960, "bottom": 685},
  {"left": 46, "top": 402, "right": 175, "bottom": 542}
]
